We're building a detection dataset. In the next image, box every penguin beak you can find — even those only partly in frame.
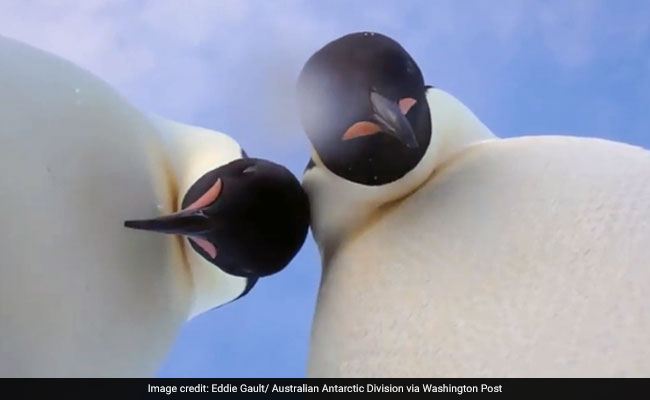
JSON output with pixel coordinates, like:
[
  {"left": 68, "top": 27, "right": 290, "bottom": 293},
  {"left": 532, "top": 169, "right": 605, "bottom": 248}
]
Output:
[
  {"left": 370, "top": 91, "right": 419, "bottom": 148},
  {"left": 124, "top": 208, "right": 212, "bottom": 236}
]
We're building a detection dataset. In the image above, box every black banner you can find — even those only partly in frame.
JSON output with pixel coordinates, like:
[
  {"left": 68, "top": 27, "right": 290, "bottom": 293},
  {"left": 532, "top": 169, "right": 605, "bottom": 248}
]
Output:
[{"left": 1, "top": 378, "right": 649, "bottom": 397}]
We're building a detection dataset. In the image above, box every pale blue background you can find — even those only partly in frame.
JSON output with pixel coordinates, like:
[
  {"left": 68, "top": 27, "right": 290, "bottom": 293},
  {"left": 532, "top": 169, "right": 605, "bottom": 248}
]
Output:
[{"left": 2, "top": 1, "right": 648, "bottom": 377}]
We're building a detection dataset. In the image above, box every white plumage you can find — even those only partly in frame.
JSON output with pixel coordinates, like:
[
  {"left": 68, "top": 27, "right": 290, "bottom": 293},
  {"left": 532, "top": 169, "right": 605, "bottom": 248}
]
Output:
[{"left": 0, "top": 35, "right": 249, "bottom": 377}]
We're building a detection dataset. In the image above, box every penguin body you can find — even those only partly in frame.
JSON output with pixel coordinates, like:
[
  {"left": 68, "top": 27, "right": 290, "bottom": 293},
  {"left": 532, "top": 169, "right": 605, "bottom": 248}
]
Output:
[
  {"left": 298, "top": 32, "right": 650, "bottom": 377},
  {"left": 0, "top": 35, "right": 309, "bottom": 377},
  {"left": 308, "top": 134, "right": 650, "bottom": 377}
]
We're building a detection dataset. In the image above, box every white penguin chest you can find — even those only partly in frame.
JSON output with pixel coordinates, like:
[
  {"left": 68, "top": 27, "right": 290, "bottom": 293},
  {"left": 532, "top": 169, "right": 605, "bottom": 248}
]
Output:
[
  {"left": 308, "top": 136, "right": 650, "bottom": 377},
  {"left": 0, "top": 35, "right": 191, "bottom": 377}
]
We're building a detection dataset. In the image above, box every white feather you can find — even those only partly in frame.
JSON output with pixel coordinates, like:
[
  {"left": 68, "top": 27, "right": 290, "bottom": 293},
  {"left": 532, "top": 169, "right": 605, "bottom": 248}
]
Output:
[{"left": 0, "top": 34, "right": 246, "bottom": 377}]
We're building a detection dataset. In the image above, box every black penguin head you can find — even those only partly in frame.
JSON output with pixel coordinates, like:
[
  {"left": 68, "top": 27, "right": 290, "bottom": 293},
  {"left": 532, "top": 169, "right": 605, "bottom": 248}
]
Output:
[
  {"left": 124, "top": 158, "right": 310, "bottom": 278},
  {"left": 297, "top": 31, "right": 432, "bottom": 186}
]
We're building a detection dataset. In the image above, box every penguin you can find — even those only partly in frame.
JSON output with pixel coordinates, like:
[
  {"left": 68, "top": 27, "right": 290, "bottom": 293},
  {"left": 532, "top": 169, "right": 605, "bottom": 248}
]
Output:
[
  {"left": 0, "top": 34, "right": 310, "bottom": 377},
  {"left": 296, "top": 32, "right": 650, "bottom": 377}
]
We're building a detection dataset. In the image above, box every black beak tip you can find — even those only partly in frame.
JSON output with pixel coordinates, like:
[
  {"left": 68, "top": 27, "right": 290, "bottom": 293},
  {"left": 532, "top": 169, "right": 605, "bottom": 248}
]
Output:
[
  {"left": 123, "top": 218, "right": 158, "bottom": 231},
  {"left": 405, "top": 137, "right": 419, "bottom": 149},
  {"left": 123, "top": 220, "right": 139, "bottom": 229},
  {"left": 393, "top": 128, "right": 419, "bottom": 149}
]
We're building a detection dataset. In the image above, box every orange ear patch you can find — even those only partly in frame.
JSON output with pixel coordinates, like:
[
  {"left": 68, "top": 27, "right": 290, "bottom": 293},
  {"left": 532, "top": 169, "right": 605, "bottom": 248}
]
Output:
[
  {"left": 342, "top": 121, "right": 382, "bottom": 140},
  {"left": 189, "top": 236, "right": 217, "bottom": 259},
  {"left": 184, "top": 178, "right": 222, "bottom": 211},
  {"left": 399, "top": 97, "right": 417, "bottom": 115}
]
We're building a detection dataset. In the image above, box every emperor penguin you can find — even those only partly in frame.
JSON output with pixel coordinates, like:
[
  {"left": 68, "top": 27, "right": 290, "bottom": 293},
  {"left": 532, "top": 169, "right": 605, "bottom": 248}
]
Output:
[
  {"left": 296, "top": 32, "right": 650, "bottom": 377},
  {"left": 0, "top": 35, "right": 310, "bottom": 377}
]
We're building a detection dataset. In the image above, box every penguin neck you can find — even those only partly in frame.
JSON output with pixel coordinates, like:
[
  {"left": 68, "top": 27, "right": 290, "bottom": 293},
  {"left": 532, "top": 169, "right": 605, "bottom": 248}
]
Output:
[
  {"left": 150, "top": 115, "right": 249, "bottom": 320},
  {"left": 304, "top": 88, "right": 498, "bottom": 260},
  {"left": 426, "top": 87, "right": 497, "bottom": 169}
]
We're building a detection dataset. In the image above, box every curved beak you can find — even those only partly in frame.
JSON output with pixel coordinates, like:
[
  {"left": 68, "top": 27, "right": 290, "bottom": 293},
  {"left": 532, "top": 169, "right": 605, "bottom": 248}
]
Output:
[
  {"left": 124, "top": 208, "right": 212, "bottom": 236},
  {"left": 370, "top": 91, "right": 419, "bottom": 148}
]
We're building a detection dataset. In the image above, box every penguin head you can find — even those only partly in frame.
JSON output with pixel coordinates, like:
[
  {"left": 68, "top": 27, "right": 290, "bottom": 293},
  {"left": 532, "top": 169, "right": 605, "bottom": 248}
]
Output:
[
  {"left": 297, "top": 31, "right": 432, "bottom": 186},
  {"left": 124, "top": 158, "right": 310, "bottom": 279},
  {"left": 297, "top": 32, "right": 496, "bottom": 255}
]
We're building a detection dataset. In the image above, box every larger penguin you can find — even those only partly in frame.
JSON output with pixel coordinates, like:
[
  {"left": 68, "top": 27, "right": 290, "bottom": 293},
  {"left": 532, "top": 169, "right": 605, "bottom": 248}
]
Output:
[
  {"left": 297, "top": 32, "right": 650, "bottom": 377},
  {"left": 0, "top": 35, "right": 310, "bottom": 377}
]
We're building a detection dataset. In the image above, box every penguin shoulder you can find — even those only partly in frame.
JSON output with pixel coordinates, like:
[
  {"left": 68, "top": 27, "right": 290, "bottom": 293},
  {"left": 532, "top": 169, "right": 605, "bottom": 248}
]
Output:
[
  {"left": 326, "top": 134, "right": 650, "bottom": 299},
  {"left": 148, "top": 115, "right": 253, "bottom": 319},
  {"left": 371, "top": 134, "right": 650, "bottom": 245},
  {"left": 149, "top": 115, "right": 244, "bottom": 197}
]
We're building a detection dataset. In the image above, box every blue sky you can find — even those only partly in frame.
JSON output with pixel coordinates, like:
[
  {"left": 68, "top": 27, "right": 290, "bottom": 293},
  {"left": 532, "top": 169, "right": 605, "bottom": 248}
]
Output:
[{"left": 2, "top": 1, "right": 649, "bottom": 377}]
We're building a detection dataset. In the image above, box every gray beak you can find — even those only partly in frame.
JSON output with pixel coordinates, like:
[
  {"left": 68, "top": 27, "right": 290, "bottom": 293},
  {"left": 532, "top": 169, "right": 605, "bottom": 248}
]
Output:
[{"left": 370, "top": 91, "right": 419, "bottom": 148}]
